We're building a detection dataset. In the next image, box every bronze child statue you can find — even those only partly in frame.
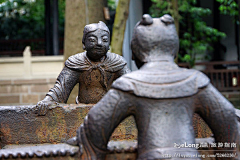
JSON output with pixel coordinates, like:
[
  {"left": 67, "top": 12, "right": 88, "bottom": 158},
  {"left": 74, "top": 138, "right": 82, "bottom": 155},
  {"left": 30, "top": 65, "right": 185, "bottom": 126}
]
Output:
[
  {"left": 71, "top": 14, "right": 239, "bottom": 159},
  {"left": 37, "top": 21, "right": 129, "bottom": 115}
]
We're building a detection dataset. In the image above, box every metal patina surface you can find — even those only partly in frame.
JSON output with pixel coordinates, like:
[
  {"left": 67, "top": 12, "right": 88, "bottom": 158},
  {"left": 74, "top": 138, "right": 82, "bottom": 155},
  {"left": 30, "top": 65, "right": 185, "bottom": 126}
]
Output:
[
  {"left": 36, "top": 21, "right": 129, "bottom": 115},
  {"left": 0, "top": 102, "right": 226, "bottom": 160},
  {"left": 0, "top": 103, "right": 238, "bottom": 159},
  {"left": 0, "top": 104, "right": 137, "bottom": 149},
  {"left": 74, "top": 14, "right": 240, "bottom": 159}
]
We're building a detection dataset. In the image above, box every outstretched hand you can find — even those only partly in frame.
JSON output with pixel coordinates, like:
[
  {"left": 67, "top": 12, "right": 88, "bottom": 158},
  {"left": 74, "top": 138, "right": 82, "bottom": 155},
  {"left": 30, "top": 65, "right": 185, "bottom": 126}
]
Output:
[{"left": 36, "top": 100, "right": 56, "bottom": 116}]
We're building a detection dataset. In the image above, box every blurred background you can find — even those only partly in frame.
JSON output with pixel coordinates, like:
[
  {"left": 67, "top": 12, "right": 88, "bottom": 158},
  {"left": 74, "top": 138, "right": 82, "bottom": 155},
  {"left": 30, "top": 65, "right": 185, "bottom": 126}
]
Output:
[{"left": 0, "top": 0, "right": 239, "bottom": 107}]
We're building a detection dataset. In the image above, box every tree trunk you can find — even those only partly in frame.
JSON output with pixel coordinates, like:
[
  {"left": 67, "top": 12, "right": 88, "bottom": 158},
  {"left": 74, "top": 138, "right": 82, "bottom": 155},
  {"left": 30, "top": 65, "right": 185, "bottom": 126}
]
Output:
[
  {"left": 64, "top": 0, "right": 86, "bottom": 61},
  {"left": 110, "top": 0, "right": 131, "bottom": 56},
  {"left": 63, "top": 0, "right": 106, "bottom": 103},
  {"left": 88, "top": 0, "right": 107, "bottom": 24},
  {"left": 64, "top": 0, "right": 107, "bottom": 62}
]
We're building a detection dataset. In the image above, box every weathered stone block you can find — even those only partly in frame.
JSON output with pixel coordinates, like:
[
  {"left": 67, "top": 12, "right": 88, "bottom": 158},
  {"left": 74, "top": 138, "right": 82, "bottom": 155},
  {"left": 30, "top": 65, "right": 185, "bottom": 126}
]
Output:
[
  {"left": 0, "top": 106, "right": 237, "bottom": 160},
  {"left": 0, "top": 103, "right": 215, "bottom": 149},
  {"left": 0, "top": 104, "right": 137, "bottom": 148}
]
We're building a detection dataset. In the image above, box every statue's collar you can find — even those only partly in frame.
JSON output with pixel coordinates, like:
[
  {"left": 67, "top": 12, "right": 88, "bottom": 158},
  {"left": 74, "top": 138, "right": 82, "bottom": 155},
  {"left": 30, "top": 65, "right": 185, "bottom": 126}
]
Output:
[
  {"left": 140, "top": 61, "right": 179, "bottom": 71},
  {"left": 65, "top": 51, "right": 127, "bottom": 72}
]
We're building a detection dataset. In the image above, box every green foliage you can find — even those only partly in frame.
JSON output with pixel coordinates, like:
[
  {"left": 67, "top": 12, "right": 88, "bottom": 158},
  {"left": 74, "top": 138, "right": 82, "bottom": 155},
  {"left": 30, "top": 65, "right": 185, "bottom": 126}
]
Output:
[
  {"left": 108, "top": 0, "right": 116, "bottom": 10},
  {"left": 0, "top": 0, "right": 44, "bottom": 39},
  {"left": 150, "top": 0, "right": 170, "bottom": 17},
  {"left": 58, "top": 0, "right": 65, "bottom": 37},
  {"left": 216, "top": 0, "right": 239, "bottom": 24},
  {"left": 150, "top": 0, "right": 227, "bottom": 67},
  {"left": 0, "top": 0, "right": 65, "bottom": 40}
]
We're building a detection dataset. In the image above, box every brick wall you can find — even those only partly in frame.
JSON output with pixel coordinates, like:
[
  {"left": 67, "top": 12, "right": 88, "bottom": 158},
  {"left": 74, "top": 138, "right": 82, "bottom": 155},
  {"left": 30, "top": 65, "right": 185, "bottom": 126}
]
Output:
[{"left": 0, "top": 78, "right": 56, "bottom": 106}]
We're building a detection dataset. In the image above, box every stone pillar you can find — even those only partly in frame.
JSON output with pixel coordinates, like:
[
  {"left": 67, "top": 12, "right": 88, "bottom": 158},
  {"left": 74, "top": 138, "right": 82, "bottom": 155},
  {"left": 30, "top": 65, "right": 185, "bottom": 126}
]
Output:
[{"left": 23, "top": 46, "right": 31, "bottom": 79}]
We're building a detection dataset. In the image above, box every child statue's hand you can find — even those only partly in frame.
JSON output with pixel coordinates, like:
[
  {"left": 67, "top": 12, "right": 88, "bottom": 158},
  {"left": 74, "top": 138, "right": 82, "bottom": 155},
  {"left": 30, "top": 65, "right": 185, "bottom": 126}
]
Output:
[{"left": 36, "top": 96, "right": 57, "bottom": 116}]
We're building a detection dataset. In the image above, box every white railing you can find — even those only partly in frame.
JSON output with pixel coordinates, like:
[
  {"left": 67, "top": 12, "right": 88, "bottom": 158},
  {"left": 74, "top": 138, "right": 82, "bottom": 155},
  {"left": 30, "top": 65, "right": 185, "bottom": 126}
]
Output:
[{"left": 0, "top": 46, "right": 64, "bottom": 80}]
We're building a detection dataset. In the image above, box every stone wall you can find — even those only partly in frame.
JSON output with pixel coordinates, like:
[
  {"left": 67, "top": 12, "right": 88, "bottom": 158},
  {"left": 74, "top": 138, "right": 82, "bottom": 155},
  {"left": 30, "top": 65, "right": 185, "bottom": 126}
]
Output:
[
  {"left": 0, "top": 46, "right": 63, "bottom": 106},
  {"left": 0, "top": 78, "right": 55, "bottom": 105}
]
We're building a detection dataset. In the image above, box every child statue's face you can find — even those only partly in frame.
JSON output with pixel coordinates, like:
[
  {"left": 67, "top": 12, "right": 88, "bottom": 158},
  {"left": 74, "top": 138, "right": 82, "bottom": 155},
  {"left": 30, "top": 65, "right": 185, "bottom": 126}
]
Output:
[{"left": 84, "top": 29, "right": 110, "bottom": 61}]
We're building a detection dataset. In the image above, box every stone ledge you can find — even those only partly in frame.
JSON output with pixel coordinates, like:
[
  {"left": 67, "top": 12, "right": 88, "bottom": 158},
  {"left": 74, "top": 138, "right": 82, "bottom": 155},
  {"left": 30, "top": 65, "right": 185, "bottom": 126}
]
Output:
[
  {"left": 0, "top": 105, "right": 238, "bottom": 160},
  {"left": 0, "top": 104, "right": 137, "bottom": 148},
  {"left": 0, "top": 104, "right": 219, "bottom": 147}
]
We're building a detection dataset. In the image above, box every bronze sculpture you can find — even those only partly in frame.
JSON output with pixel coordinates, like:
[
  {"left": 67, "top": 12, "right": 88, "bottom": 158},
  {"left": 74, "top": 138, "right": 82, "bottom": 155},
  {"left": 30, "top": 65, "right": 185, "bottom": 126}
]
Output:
[
  {"left": 37, "top": 21, "right": 129, "bottom": 115},
  {"left": 69, "top": 14, "right": 239, "bottom": 159}
]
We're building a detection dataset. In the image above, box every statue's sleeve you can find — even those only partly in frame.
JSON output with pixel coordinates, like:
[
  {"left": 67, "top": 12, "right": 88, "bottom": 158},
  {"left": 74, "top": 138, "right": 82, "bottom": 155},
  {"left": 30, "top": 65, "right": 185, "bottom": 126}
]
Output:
[
  {"left": 196, "top": 84, "right": 239, "bottom": 156},
  {"left": 46, "top": 66, "right": 80, "bottom": 103},
  {"left": 77, "top": 89, "right": 134, "bottom": 158},
  {"left": 115, "top": 65, "right": 131, "bottom": 78}
]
